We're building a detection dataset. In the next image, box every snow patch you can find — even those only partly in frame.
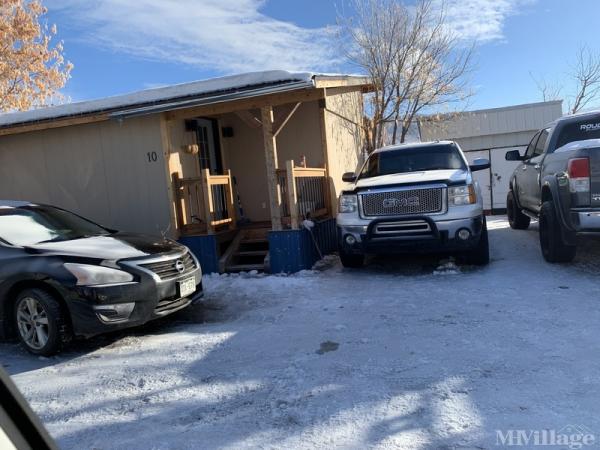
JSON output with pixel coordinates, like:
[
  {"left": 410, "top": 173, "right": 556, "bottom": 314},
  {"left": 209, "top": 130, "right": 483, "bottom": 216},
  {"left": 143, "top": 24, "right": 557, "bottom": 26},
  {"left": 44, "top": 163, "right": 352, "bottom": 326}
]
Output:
[{"left": 433, "top": 258, "right": 462, "bottom": 275}]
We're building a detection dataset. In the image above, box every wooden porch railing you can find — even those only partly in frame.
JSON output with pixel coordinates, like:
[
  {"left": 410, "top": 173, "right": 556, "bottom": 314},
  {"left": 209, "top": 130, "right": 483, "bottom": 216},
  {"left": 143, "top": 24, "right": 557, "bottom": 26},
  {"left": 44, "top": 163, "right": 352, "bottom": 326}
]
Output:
[
  {"left": 174, "top": 169, "right": 236, "bottom": 235},
  {"left": 277, "top": 161, "right": 330, "bottom": 229}
]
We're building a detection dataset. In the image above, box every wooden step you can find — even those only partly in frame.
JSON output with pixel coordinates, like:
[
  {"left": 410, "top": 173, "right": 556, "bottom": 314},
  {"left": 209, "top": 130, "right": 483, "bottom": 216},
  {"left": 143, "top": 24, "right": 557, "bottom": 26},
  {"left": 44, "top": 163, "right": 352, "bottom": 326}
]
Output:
[
  {"left": 241, "top": 238, "right": 269, "bottom": 244},
  {"left": 218, "top": 230, "right": 245, "bottom": 273},
  {"left": 235, "top": 250, "right": 268, "bottom": 256},
  {"left": 226, "top": 263, "right": 265, "bottom": 272}
]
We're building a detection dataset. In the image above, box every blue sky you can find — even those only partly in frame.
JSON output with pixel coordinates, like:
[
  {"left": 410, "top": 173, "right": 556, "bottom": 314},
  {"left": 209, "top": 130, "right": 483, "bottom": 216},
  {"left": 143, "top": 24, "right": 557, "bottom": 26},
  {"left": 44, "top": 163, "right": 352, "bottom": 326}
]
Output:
[{"left": 43, "top": 0, "right": 600, "bottom": 113}]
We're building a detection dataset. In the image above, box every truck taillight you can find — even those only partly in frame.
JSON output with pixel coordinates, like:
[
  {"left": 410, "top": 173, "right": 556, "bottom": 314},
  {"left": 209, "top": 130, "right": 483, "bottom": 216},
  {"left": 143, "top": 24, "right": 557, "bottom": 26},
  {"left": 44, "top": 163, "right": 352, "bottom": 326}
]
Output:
[{"left": 568, "top": 157, "right": 590, "bottom": 193}]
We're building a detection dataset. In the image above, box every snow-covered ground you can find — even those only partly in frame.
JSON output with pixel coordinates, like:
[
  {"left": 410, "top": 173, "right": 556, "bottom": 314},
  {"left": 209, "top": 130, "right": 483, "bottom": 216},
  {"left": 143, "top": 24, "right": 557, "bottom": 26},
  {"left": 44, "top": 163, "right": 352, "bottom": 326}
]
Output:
[{"left": 3, "top": 216, "right": 600, "bottom": 449}]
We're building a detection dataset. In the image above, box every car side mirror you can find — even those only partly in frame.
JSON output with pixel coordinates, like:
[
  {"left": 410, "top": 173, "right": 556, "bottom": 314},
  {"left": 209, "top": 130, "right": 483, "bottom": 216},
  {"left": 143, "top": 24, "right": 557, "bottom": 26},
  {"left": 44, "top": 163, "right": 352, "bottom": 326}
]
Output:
[
  {"left": 342, "top": 172, "right": 357, "bottom": 183},
  {"left": 505, "top": 150, "right": 524, "bottom": 161},
  {"left": 469, "top": 158, "right": 491, "bottom": 172}
]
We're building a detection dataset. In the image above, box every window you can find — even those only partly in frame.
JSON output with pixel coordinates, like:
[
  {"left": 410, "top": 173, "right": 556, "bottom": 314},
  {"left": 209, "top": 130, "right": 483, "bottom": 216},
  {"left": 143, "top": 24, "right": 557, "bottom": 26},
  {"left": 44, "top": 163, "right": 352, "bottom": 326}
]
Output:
[
  {"left": 196, "top": 126, "right": 211, "bottom": 171},
  {"left": 360, "top": 144, "right": 466, "bottom": 179},
  {"left": 532, "top": 128, "right": 549, "bottom": 157},
  {"left": 556, "top": 116, "right": 600, "bottom": 149},
  {"left": 0, "top": 206, "right": 109, "bottom": 246},
  {"left": 524, "top": 131, "right": 541, "bottom": 159}
]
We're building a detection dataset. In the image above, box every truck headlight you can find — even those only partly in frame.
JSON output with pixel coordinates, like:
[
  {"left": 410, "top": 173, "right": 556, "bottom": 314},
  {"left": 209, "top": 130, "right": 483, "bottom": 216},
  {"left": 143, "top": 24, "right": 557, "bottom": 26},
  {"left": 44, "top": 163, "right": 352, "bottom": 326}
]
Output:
[
  {"left": 449, "top": 184, "right": 476, "bottom": 206},
  {"left": 339, "top": 195, "right": 358, "bottom": 213},
  {"left": 64, "top": 263, "right": 134, "bottom": 286}
]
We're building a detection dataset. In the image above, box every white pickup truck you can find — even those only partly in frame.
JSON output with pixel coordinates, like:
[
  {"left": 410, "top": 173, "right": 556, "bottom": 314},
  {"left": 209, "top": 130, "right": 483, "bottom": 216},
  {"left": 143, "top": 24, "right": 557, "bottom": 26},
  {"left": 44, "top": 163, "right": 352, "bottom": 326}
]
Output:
[{"left": 336, "top": 141, "right": 491, "bottom": 267}]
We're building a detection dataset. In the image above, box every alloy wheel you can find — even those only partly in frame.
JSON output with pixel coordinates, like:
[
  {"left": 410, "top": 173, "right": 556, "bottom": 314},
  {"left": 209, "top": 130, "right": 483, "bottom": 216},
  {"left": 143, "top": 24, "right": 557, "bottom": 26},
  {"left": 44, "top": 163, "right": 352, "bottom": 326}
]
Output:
[{"left": 16, "top": 297, "right": 49, "bottom": 350}]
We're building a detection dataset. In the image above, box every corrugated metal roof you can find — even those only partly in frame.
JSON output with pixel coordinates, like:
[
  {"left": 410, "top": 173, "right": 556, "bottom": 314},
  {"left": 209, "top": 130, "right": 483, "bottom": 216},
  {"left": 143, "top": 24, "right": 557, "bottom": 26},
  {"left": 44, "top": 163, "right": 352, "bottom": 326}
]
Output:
[
  {"left": 0, "top": 70, "right": 368, "bottom": 130},
  {"left": 419, "top": 101, "right": 564, "bottom": 141}
]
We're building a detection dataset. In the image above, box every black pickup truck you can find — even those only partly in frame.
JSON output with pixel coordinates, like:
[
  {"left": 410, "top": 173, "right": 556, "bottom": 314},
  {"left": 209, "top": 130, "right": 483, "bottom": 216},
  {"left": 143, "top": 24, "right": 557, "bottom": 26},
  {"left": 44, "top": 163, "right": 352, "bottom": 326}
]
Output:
[{"left": 506, "top": 110, "right": 600, "bottom": 262}]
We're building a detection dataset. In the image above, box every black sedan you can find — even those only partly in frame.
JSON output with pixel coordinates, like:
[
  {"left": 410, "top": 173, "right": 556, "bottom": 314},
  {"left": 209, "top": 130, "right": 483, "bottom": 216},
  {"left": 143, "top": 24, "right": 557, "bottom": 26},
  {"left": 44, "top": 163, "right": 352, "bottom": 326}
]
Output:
[{"left": 0, "top": 201, "right": 203, "bottom": 356}]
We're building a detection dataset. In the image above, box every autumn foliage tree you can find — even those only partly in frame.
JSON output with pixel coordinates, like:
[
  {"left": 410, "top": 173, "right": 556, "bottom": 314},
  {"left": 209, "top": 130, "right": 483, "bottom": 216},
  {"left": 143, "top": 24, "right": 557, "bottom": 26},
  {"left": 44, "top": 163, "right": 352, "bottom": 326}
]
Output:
[{"left": 0, "top": 0, "right": 72, "bottom": 111}]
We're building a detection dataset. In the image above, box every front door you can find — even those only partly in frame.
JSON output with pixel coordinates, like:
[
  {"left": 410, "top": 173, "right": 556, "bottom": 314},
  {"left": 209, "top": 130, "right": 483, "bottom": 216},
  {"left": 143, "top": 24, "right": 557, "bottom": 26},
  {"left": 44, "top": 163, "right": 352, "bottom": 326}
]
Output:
[
  {"left": 522, "top": 128, "right": 549, "bottom": 213},
  {"left": 515, "top": 131, "right": 540, "bottom": 211},
  {"left": 195, "top": 118, "right": 222, "bottom": 175}
]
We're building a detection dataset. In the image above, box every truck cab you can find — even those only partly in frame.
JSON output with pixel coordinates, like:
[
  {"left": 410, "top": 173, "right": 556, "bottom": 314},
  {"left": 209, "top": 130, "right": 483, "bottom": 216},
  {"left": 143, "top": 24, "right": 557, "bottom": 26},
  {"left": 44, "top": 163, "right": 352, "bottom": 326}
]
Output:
[
  {"left": 506, "top": 110, "right": 600, "bottom": 262},
  {"left": 336, "top": 141, "right": 490, "bottom": 267}
]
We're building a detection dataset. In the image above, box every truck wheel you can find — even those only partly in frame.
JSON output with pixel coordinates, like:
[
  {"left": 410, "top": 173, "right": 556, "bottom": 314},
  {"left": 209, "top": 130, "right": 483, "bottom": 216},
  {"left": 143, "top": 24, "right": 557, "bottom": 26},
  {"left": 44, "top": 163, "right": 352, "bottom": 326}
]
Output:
[
  {"left": 539, "top": 201, "right": 576, "bottom": 263},
  {"left": 339, "top": 249, "right": 364, "bottom": 268},
  {"left": 463, "top": 216, "right": 490, "bottom": 265},
  {"left": 13, "top": 288, "right": 71, "bottom": 356},
  {"left": 507, "top": 190, "right": 530, "bottom": 229}
]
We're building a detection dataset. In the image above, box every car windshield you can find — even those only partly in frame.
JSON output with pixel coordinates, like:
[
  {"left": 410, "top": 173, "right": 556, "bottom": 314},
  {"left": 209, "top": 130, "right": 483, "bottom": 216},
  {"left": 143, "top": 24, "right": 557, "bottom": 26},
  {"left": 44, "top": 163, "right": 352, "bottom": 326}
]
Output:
[
  {"left": 360, "top": 144, "right": 466, "bottom": 179},
  {"left": 556, "top": 116, "right": 600, "bottom": 149},
  {"left": 0, "top": 205, "right": 110, "bottom": 246}
]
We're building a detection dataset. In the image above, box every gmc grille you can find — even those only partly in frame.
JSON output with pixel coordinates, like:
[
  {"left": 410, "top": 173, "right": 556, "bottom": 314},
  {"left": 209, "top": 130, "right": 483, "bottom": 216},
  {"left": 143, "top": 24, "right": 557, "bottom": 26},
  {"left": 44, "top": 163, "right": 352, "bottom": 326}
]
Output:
[
  {"left": 361, "top": 188, "right": 444, "bottom": 216},
  {"left": 139, "top": 252, "right": 197, "bottom": 280}
]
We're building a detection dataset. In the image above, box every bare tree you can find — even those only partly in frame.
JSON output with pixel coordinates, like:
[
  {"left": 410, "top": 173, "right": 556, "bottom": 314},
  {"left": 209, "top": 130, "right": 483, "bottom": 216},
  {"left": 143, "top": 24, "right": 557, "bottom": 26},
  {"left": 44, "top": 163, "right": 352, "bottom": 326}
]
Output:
[
  {"left": 530, "top": 72, "right": 562, "bottom": 102},
  {"left": 570, "top": 46, "right": 600, "bottom": 114},
  {"left": 338, "top": 0, "right": 474, "bottom": 151}
]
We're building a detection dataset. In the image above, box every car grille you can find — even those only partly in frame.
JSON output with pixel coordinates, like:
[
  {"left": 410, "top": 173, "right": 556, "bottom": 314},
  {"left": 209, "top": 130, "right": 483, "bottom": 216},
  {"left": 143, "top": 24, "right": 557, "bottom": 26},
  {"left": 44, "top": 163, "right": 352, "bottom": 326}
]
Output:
[
  {"left": 139, "top": 252, "right": 197, "bottom": 280},
  {"left": 361, "top": 188, "right": 444, "bottom": 216},
  {"left": 154, "top": 296, "right": 191, "bottom": 314}
]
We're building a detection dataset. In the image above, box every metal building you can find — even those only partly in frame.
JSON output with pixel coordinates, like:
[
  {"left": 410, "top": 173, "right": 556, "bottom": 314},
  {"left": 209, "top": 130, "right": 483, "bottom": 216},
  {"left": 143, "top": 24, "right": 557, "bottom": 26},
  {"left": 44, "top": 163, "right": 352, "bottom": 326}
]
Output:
[{"left": 418, "top": 101, "right": 563, "bottom": 212}]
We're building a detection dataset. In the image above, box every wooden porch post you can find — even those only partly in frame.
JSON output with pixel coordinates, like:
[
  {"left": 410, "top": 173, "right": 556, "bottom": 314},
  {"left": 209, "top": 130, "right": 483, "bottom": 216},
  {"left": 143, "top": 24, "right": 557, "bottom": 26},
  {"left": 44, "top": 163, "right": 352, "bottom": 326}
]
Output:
[
  {"left": 285, "top": 160, "right": 299, "bottom": 229},
  {"left": 172, "top": 173, "right": 185, "bottom": 231},
  {"left": 260, "top": 106, "right": 283, "bottom": 231},
  {"left": 201, "top": 168, "right": 215, "bottom": 234},
  {"left": 226, "top": 169, "right": 237, "bottom": 230}
]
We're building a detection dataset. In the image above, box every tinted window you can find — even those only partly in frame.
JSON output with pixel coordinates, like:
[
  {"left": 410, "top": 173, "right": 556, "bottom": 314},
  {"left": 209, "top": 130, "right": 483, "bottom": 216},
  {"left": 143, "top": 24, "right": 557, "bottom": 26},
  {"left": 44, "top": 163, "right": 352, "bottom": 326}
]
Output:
[
  {"left": 525, "top": 132, "right": 541, "bottom": 158},
  {"left": 0, "top": 206, "right": 109, "bottom": 246},
  {"left": 532, "top": 129, "right": 549, "bottom": 157},
  {"left": 360, "top": 144, "right": 466, "bottom": 179},
  {"left": 556, "top": 117, "right": 600, "bottom": 149}
]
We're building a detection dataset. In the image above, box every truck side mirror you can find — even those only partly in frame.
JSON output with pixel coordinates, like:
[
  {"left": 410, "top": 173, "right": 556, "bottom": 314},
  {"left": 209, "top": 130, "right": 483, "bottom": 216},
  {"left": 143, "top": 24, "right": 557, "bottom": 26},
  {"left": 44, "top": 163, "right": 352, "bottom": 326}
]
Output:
[
  {"left": 505, "top": 150, "right": 524, "bottom": 161},
  {"left": 342, "top": 172, "right": 357, "bottom": 183},
  {"left": 469, "top": 158, "right": 491, "bottom": 172}
]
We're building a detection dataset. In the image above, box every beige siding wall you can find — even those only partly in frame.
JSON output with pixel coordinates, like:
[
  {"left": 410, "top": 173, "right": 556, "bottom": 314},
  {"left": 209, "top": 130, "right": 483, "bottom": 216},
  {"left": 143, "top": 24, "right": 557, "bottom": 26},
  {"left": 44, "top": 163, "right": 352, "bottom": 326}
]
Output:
[
  {"left": 322, "top": 88, "right": 365, "bottom": 212},
  {"left": 219, "top": 100, "right": 325, "bottom": 222},
  {"left": 219, "top": 112, "right": 270, "bottom": 222},
  {"left": 0, "top": 115, "right": 173, "bottom": 236},
  {"left": 276, "top": 101, "right": 324, "bottom": 168},
  {"left": 166, "top": 118, "right": 202, "bottom": 179}
]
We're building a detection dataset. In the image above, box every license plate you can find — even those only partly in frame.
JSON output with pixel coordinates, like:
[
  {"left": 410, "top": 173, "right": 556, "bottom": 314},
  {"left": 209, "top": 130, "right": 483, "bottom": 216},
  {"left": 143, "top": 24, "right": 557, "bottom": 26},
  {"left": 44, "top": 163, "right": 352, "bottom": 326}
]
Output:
[{"left": 178, "top": 277, "right": 196, "bottom": 298}]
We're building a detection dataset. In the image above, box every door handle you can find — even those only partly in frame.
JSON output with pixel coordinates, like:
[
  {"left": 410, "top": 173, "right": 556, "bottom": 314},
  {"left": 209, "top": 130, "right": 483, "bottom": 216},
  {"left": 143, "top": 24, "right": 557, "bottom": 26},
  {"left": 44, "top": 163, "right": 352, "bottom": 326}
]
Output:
[
  {"left": 522, "top": 166, "right": 527, "bottom": 171},
  {"left": 534, "top": 164, "right": 541, "bottom": 170}
]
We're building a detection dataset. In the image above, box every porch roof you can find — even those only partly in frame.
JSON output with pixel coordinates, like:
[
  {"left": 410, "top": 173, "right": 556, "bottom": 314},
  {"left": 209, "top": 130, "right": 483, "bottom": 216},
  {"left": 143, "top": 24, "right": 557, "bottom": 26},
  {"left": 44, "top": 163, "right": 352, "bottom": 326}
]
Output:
[{"left": 0, "top": 71, "right": 370, "bottom": 135}]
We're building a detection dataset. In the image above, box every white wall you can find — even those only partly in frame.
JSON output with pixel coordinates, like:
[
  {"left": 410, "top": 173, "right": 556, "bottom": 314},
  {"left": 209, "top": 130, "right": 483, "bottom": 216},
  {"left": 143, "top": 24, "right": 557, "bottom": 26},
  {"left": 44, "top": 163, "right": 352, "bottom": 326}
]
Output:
[{"left": 419, "top": 101, "right": 563, "bottom": 210}]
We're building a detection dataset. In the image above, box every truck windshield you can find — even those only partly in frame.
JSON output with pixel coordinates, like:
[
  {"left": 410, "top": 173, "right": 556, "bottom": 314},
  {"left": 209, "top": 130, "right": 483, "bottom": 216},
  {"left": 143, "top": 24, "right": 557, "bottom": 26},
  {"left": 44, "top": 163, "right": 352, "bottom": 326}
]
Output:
[
  {"left": 360, "top": 144, "right": 466, "bottom": 179},
  {"left": 556, "top": 117, "right": 600, "bottom": 149},
  {"left": 0, "top": 205, "right": 110, "bottom": 246}
]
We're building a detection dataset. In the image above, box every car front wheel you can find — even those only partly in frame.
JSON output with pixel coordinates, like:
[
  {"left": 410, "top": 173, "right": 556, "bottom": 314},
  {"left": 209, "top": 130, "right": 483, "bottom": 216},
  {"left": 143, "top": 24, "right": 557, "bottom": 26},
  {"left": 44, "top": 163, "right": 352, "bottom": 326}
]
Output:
[
  {"left": 507, "top": 190, "right": 530, "bottom": 229},
  {"left": 339, "top": 248, "right": 364, "bottom": 268},
  {"left": 462, "top": 216, "right": 490, "bottom": 265},
  {"left": 14, "top": 288, "right": 71, "bottom": 356}
]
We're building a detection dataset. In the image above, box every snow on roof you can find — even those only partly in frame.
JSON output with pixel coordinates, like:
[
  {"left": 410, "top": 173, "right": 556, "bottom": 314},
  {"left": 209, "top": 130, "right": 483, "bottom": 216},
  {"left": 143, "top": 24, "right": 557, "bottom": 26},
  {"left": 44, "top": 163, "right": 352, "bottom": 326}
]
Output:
[{"left": 0, "top": 70, "right": 317, "bottom": 128}]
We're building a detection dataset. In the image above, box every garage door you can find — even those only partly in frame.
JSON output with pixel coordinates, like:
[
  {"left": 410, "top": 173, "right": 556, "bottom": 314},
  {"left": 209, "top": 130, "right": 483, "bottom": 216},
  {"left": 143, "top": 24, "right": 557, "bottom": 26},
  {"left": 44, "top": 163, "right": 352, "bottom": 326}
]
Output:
[
  {"left": 463, "top": 150, "right": 492, "bottom": 210},
  {"left": 490, "top": 146, "right": 524, "bottom": 210}
]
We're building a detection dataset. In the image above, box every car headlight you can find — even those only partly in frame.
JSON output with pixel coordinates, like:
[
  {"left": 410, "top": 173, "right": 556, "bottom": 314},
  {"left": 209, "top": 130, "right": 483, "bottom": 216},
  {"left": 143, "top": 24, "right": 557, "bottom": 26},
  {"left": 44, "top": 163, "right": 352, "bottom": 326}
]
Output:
[
  {"left": 449, "top": 184, "right": 476, "bottom": 206},
  {"left": 64, "top": 263, "right": 134, "bottom": 286},
  {"left": 339, "top": 194, "right": 358, "bottom": 213}
]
